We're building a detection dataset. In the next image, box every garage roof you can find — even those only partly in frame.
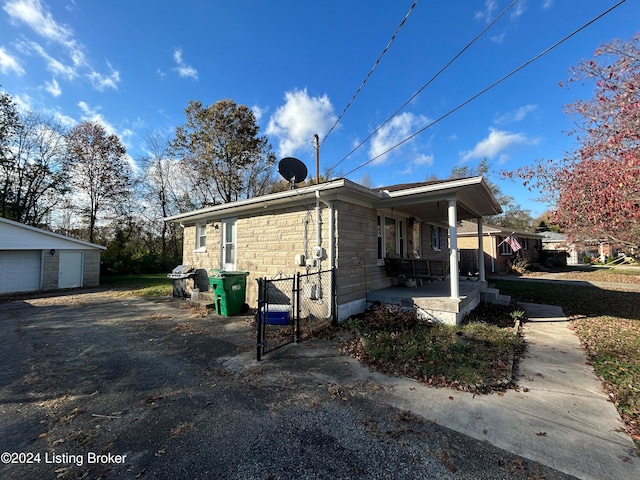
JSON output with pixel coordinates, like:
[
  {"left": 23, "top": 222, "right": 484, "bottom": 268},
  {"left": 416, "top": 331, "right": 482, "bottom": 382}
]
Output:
[{"left": 0, "top": 217, "right": 106, "bottom": 250}]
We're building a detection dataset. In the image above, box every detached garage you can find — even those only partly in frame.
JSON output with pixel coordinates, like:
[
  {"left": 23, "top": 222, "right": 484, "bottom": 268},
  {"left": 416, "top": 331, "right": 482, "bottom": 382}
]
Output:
[{"left": 0, "top": 217, "right": 106, "bottom": 295}]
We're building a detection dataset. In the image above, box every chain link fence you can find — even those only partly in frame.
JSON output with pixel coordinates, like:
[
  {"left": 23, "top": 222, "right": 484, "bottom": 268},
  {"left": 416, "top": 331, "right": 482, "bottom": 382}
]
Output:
[{"left": 256, "top": 268, "right": 334, "bottom": 360}]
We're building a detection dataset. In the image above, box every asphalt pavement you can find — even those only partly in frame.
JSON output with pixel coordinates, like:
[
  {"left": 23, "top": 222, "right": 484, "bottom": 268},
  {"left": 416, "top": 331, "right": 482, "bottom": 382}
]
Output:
[{"left": 1, "top": 277, "right": 639, "bottom": 479}]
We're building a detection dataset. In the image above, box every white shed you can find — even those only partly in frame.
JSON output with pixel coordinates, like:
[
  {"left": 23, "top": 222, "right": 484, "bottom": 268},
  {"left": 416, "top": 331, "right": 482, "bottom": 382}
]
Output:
[{"left": 0, "top": 217, "right": 106, "bottom": 294}]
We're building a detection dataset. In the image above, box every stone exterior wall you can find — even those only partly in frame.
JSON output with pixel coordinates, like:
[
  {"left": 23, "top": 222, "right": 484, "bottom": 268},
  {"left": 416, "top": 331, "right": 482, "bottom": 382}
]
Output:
[
  {"left": 83, "top": 250, "right": 101, "bottom": 287},
  {"left": 42, "top": 250, "right": 58, "bottom": 290},
  {"left": 179, "top": 200, "right": 461, "bottom": 318},
  {"left": 41, "top": 249, "right": 102, "bottom": 290},
  {"left": 181, "top": 202, "right": 331, "bottom": 307},
  {"left": 239, "top": 203, "right": 331, "bottom": 306},
  {"left": 334, "top": 201, "right": 390, "bottom": 308}
]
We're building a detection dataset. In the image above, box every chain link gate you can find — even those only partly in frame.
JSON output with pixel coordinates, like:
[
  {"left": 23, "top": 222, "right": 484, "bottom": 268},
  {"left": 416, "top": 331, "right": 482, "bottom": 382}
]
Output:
[{"left": 256, "top": 268, "right": 334, "bottom": 361}]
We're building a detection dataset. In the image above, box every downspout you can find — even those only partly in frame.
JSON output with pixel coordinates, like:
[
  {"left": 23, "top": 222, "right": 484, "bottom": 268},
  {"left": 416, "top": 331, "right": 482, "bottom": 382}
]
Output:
[
  {"left": 490, "top": 234, "right": 496, "bottom": 273},
  {"left": 316, "top": 191, "right": 322, "bottom": 248}
]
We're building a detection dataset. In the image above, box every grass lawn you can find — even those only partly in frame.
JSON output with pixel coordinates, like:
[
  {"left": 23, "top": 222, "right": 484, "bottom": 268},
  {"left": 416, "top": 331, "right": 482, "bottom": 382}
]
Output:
[
  {"left": 100, "top": 273, "right": 173, "bottom": 297},
  {"left": 493, "top": 267, "right": 640, "bottom": 446}
]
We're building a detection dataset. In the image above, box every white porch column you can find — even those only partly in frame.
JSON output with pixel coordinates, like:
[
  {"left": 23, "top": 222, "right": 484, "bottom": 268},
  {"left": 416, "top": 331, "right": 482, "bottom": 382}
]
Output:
[
  {"left": 448, "top": 198, "right": 459, "bottom": 299},
  {"left": 477, "top": 218, "right": 485, "bottom": 282}
]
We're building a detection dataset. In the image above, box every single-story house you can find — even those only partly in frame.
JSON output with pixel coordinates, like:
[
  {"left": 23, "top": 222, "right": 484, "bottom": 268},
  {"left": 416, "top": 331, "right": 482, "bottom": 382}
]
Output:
[
  {"left": 164, "top": 176, "right": 503, "bottom": 325},
  {"left": 539, "top": 231, "right": 578, "bottom": 265},
  {"left": 455, "top": 221, "right": 543, "bottom": 274},
  {"left": 0, "top": 217, "right": 106, "bottom": 294}
]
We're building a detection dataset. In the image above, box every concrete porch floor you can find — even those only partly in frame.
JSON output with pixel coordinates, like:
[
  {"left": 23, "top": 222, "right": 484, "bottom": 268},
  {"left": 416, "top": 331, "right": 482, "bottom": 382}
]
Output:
[{"left": 366, "top": 279, "right": 487, "bottom": 325}]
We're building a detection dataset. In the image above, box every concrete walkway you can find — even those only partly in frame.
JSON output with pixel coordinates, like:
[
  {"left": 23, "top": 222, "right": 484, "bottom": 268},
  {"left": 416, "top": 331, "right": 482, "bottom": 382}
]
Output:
[{"left": 370, "top": 302, "right": 639, "bottom": 479}]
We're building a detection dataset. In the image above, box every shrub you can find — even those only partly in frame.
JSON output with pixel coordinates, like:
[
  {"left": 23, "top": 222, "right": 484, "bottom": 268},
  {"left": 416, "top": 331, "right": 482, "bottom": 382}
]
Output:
[{"left": 507, "top": 257, "right": 530, "bottom": 275}]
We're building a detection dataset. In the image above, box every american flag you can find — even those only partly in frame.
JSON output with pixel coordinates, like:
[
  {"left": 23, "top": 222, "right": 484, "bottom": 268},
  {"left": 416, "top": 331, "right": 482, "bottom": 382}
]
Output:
[{"left": 504, "top": 235, "right": 522, "bottom": 252}]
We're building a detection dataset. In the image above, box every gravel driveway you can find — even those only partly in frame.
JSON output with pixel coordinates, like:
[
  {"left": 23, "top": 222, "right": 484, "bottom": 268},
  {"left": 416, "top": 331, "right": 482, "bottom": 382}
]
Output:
[{"left": 0, "top": 291, "right": 575, "bottom": 479}]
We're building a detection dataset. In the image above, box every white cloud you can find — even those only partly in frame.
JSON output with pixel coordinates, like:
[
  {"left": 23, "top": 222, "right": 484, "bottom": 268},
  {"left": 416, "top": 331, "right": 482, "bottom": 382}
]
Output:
[
  {"left": 52, "top": 110, "right": 76, "bottom": 128},
  {"left": 172, "top": 48, "right": 198, "bottom": 80},
  {"left": 5, "top": 1, "right": 119, "bottom": 90},
  {"left": 413, "top": 153, "right": 434, "bottom": 166},
  {"left": 266, "top": 88, "right": 337, "bottom": 157},
  {"left": 44, "top": 77, "right": 61, "bottom": 96},
  {"left": 460, "top": 127, "right": 540, "bottom": 163},
  {"left": 510, "top": 0, "right": 527, "bottom": 20},
  {"left": 4, "top": 0, "right": 72, "bottom": 43},
  {"left": 494, "top": 104, "right": 537, "bottom": 124},
  {"left": 475, "top": 0, "right": 497, "bottom": 23},
  {"left": 543, "top": 0, "right": 554, "bottom": 9},
  {"left": 78, "top": 101, "right": 117, "bottom": 135},
  {"left": 11, "top": 93, "right": 33, "bottom": 113},
  {"left": 0, "top": 46, "right": 25, "bottom": 75},
  {"left": 87, "top": 63, "right": 120, "bottom": 91},
  {"left": 23, "top": 40, "right": 77, "bottom": 79},
  {"left": 490, "top": 33, "right": 506, "bottom": 45},
  {"left": 251, "top": 104, "right": 266, "bottom": 123},
  {"left": 368, "top": 112, "right": 428, "bottom": 164}
]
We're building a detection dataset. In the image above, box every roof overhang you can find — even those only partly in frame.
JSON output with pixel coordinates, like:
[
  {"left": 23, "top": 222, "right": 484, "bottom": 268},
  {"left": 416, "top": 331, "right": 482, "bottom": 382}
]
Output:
[
  {"left": 373, "top": 176, "right": 502, "bottom": 222},
  {"left": 164, "top": 176, "right": 503, "bottom": 225},
  {"left": 164, "top": 179, "right": 380, "bottom": 225}
]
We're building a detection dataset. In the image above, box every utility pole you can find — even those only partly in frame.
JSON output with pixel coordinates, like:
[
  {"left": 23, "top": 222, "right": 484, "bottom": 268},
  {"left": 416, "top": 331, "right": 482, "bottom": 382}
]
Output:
[{"left": 314, "top": 133, "right": 320, "bottom": 184}]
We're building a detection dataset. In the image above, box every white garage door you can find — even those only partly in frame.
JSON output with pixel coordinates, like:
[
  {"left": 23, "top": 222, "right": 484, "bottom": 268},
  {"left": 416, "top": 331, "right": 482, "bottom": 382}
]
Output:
[{"left": 0, "top": 250, "right": 42, "bottom": 293}]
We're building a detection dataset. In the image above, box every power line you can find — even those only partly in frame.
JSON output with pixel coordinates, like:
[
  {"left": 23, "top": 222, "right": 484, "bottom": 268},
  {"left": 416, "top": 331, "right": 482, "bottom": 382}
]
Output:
[
  {"left": 321, "top": 0, "right": 418, "bottom": 146},
  {"left": 343, "top": 0, "right": 628, "bottom": 178},
  {"left": 326, "top": 0, "right": 520, "bottom": 177}
]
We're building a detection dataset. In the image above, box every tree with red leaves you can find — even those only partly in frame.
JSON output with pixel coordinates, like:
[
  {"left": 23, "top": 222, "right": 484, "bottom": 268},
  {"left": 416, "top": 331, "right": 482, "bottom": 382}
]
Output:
[{"left": 507, "top": 34, "right": 640, "bottom": 255}]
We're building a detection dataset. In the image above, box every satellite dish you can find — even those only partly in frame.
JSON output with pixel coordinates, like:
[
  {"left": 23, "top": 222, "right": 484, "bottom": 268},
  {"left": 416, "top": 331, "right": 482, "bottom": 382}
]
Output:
[{"left": 278, "top": 157, "right": 307, "bottom": 188}]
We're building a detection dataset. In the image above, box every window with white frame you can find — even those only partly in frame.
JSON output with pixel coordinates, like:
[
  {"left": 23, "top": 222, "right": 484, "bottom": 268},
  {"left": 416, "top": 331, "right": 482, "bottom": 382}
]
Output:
[
  {"left": 377, "top": 214, "right": 406, "bottom": 261},
  {"left": 430, "top": 225, "right": 445, "bottom": 251},
  {"left": 196, "top": 223, "right": 207, "bottom": 250},
  {"left": 499, "top": 236, "right": 513, "bottom": 255},
  {"left": 522, "top": 237, "right": 529, "bottom": 251}
]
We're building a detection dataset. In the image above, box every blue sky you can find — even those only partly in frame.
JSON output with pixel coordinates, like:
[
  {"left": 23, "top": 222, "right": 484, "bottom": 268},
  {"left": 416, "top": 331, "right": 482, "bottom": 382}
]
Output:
[{"left": 1, "top": 0, "right": 638, "bottom": 217}]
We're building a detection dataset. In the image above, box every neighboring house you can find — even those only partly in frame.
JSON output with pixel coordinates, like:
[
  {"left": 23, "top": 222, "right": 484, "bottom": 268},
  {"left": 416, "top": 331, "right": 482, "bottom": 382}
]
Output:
[
  {"left": 581, "top": 239, "right": 617, "bottom": 263},
  {"left": 539, "top": 231, "right": 579, "bottom": 265},
  {"left": 456, "top": 221, "right": 543, "bottom": 274},
  {"left": 164, "top": 176, "right": 503, "bottom": 324},
  {"left": 0, "top": 217, "right": 106, "bottom": 294}
]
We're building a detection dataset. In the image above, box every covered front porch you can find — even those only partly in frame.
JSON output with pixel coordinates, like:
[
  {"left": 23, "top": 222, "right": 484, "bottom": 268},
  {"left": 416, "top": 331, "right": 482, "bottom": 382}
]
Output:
[
  {"left": 369, "top": 177, "right": 505, "bottom": 324},
  {"left": 366, "top": 279, "right": 498, "bottom": 325}
]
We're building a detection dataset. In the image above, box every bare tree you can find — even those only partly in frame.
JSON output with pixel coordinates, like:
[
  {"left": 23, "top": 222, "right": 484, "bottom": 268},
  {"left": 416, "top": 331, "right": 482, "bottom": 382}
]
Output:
[
  {"left": 65, "top": 121, "right": 132, "bottom": 243},
  {"left": 0, "top": 102, "right": 68, "bottom": 226},
  {"left": 139, "top": 131, "right": 183, "bottom": 263}
]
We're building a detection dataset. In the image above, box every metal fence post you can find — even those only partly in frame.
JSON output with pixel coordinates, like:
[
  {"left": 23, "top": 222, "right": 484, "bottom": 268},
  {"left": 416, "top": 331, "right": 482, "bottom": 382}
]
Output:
[
  {"left": 256, "top": 277, "right": 264, "bottom": 361},
  {"left": 295, "top": 272, "right": 301, "bottom": 343},
  {"left": 331, "top": 266, "right": 337, "bottom": 325}
]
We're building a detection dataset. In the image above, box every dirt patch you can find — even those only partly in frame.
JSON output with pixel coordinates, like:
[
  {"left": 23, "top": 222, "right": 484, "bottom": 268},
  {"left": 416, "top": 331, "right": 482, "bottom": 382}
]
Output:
[{"left": 0, "top": 291, "right": 575, "bottom": 479}]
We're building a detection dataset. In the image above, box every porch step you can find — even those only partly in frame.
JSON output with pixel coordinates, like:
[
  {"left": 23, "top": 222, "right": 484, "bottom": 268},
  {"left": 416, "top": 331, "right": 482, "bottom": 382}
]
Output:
[
  {"left": 481, "top": 288, "right": 511, "bottom": 306},
  {"left": 495, "top": 294, "right": 511, "bottom": 306},
  {"left": 481, "top": 288, "right": 498, "bottom": 304}
]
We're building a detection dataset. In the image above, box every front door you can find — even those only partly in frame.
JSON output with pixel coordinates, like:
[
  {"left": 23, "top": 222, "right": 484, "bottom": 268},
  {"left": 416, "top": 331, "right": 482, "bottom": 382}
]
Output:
[{"left": 222, "top": 219, "right": 236, "bottom": 270}]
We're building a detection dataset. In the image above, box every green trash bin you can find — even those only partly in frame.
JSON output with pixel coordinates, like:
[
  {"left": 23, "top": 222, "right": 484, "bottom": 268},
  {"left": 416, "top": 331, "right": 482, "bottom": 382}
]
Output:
[{"left": 209, "top": 270, "right": 249, "bottom": 316}]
